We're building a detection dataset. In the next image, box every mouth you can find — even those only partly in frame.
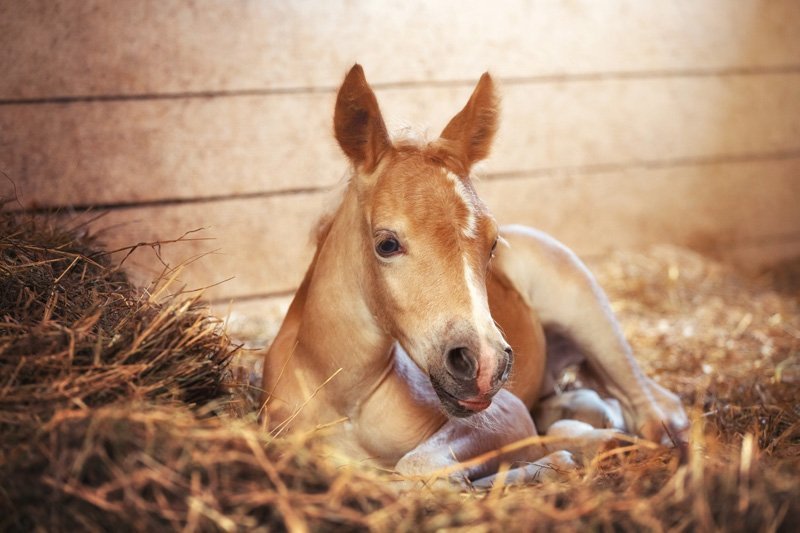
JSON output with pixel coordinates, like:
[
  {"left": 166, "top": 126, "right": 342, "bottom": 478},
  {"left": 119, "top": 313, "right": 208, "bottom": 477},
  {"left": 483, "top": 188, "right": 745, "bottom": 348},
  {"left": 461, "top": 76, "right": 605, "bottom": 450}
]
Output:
[
  {"left": 454, "top": 394, "right": 492, "bottom": 411},
  {"left": 430, "top": 376, "right": 492, "bottom": 417}
]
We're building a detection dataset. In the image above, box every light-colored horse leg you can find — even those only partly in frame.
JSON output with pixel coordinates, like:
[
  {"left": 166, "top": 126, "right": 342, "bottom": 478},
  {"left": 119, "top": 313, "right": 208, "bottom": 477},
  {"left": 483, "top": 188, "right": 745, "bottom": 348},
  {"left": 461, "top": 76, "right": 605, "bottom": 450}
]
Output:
[
  {"left": 394, "top": 389, "right": 575, "bottom": 486},
  {"left": 543, "top": 419, "right": 623, "bottom": 464},
  {"left": 472, "top": 418, "right": 622, "bottom": 489},
  {"left": 470, "top": 450, "right": 577, "bottom": 488},
  {"left": 495, "top": 225, "right": 688, "bottom": 445},
  {"left": 534, "top": 388, "right": 624, "bottom": 433}
]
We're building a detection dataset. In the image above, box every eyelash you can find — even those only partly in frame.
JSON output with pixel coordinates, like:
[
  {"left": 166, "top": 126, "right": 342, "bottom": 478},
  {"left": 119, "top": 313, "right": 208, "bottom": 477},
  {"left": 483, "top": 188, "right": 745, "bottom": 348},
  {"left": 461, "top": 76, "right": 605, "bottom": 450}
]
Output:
[
  {"left": 373, "top": 233, "right": 497, "bottom": 260},
  {"left": 490, "top": 237, "right": 498, "bottom": 257},
  {"left": 374, "top": 231, "right": 403, "bottom": 258}
]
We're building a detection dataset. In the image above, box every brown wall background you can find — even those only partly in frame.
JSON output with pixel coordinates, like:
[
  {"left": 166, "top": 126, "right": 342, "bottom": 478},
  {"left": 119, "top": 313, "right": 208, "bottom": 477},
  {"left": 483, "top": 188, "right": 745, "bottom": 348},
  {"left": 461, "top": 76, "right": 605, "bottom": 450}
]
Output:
[{"left": 2, "top": 0, "right": 799, "bottom": 322}]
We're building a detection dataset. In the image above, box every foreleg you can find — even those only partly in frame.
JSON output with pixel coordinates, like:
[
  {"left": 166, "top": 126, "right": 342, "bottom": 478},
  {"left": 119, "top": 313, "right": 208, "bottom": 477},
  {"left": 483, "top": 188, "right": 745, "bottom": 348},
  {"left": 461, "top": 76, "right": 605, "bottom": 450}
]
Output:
[
  {"left": 394, "top": 389, "right": 575, "bottom": 485},
  {"left": 534, "top": 388, "right": 624, "bottom": 433}
]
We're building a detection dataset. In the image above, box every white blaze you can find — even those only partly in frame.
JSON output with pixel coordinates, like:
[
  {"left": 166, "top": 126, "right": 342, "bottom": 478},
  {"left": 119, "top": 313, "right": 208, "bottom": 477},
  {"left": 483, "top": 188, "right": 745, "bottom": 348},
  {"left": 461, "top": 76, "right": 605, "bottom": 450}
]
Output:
[
  {"left": 462, "top": 255, "right": 497, "bottom": 393},
  {"left": 445, "top": 170, "right": 478, "bottom": 239},
  {"left": 445, "top": 169, "right": 498, "bottom": 393}
]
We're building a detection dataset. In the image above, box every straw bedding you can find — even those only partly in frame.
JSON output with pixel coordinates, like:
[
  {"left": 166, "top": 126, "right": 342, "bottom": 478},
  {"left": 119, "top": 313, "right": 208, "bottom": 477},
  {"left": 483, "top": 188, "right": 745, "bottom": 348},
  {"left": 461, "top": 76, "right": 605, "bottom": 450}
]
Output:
[{"left": 1, "top": 209, "right": 798, "bottom": 532}]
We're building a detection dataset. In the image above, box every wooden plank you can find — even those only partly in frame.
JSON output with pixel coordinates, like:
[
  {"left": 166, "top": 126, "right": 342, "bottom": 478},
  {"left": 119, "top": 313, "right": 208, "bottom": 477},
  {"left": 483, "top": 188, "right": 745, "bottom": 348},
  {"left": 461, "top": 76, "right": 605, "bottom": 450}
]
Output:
[
  {"left": 212, "top": 296, "right": 294, "bottom": 348},
  {"left": 477, "top": 159, "right": 800, "bottom": 257},
  {"left": 723, "top": 237, "right": 800, "bottom": 271},
  {"left": 382, "top": 74, "right": 800, "bottom": 174},
  {"left": 0, "top": 93, "right": 343, "bottom": 207},
  {"left": 75, "top": 158, "right": 800, "bottom": 301},
  {"left": 82, "top": 191, "right": 330, "bottom": 300},
  {"left": 2, "top": 1, "right": 799, "bottom": 100},
  {"left": 4, "top": 75, "right": 800, "bottom": 208}
]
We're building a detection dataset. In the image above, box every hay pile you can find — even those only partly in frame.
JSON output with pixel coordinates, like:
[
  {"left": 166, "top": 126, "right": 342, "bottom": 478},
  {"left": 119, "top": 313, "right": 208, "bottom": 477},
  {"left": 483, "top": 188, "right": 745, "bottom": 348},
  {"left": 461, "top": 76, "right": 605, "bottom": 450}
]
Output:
[{"left": 1, "top": 210, "right": 798, "bottom": 532}]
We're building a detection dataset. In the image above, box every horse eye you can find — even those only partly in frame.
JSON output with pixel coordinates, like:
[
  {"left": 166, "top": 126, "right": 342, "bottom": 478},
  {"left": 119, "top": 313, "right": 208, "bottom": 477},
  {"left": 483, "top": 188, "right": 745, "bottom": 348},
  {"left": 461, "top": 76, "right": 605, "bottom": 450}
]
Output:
[
  {"left": 490, "top": 238, "right": 498, "bottom": 257},
  {"left": 376, "top": 237, "right": 402, "bottom": 258}
]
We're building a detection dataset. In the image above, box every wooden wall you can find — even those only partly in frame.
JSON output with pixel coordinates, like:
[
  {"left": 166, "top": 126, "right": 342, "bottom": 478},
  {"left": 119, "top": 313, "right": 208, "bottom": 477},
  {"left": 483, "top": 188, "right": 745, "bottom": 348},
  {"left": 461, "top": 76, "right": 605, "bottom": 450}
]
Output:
[{"left": 2, "top": 0, "right": 799, "bottom": 322}]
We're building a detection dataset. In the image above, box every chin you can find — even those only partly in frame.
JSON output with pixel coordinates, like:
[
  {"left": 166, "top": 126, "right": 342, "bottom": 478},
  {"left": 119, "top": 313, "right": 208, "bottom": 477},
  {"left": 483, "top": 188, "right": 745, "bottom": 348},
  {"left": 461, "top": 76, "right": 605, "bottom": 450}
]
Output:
[{"left": 430, "top": 375, "right": 492, "bottom": 418}]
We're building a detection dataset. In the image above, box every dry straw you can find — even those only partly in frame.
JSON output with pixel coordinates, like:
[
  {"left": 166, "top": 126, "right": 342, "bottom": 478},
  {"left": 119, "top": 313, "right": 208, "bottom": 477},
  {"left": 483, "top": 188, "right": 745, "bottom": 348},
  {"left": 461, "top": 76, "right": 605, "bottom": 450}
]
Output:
[{"left": 1, "top": 209, "right": 798, "bottom": 532}]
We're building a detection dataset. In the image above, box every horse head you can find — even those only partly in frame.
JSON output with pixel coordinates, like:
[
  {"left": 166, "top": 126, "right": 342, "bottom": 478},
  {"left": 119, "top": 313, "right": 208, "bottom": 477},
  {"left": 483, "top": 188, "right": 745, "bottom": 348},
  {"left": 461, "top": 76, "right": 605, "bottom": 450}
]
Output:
[{"left": 333, "top": 64, "right": 512, "bottom": 417}]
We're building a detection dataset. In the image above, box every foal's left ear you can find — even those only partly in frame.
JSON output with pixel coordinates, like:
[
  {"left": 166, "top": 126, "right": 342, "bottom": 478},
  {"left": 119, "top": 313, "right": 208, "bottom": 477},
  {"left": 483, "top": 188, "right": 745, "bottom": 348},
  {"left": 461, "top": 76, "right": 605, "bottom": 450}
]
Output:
[
  {"left": 437, "top": 73, "right": 499, "bottom": 175},
  {"left": 334, "top": 64, "right": 391, "bottom": 173}
]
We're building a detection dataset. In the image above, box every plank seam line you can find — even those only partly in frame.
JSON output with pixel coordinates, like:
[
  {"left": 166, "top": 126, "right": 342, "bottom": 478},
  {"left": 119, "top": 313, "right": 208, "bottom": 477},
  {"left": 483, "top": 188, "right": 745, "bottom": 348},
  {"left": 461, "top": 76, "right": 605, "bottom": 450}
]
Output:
[
  {"left": 1, "top": 64, "right": 799, "bottom": 106},
  {"left": 207, "top": 289, "right": 297, "bottom": 305},
  {"left": 483, "top": 149, "right": 800, "bottom": 181},
  {"left": 12, "top": 185, "right": 335, "bottom": 215},
  {"left": 10, "top": 148, "right": 800, "bottom": 214}
]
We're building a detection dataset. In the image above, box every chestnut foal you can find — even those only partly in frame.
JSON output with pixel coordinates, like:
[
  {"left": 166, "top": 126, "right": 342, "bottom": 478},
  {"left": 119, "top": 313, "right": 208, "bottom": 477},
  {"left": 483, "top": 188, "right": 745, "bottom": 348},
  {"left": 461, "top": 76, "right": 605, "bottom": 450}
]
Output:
[{"left": 261, "top": 65, "right": 687, "bottom": 485}]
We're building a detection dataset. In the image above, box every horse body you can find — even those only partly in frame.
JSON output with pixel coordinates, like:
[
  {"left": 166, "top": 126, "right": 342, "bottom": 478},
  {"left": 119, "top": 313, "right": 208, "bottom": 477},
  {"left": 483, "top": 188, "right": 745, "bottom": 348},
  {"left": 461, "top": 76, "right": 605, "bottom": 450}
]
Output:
[{"left": 261, "top": 65, "right": 688, "bottom": 482}]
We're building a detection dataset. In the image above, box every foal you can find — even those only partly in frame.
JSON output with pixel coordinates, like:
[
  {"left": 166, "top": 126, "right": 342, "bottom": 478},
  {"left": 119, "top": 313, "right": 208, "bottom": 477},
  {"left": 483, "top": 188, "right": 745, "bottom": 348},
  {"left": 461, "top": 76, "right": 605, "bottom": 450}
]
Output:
[{"left": 261, "top": 65, "right": 687, "bottom": 484}]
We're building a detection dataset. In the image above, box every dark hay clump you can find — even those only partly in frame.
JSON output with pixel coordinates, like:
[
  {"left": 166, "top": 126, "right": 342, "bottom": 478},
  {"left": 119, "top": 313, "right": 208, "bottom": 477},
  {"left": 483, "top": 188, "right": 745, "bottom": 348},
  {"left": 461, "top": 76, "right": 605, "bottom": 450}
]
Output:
[
  {"left": 0, "top": 213, "right": 234, "bottom": 442},
  {"left": 0, "top": 211, "right": 237, "bottom": 529},
  {"left": 1, "top": 208, "right": 799, "bottom": 532}
]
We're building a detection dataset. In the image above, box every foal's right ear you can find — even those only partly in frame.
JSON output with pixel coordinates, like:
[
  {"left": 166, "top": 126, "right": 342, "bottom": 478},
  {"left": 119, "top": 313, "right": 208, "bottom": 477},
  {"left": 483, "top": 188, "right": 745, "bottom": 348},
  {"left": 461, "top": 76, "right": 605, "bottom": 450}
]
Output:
[
  {"left": 436, "top": 72, "right": 499, "bottom": 175},
  {"left": 334, "top": 64, "right": 391, "bottom": 173}
]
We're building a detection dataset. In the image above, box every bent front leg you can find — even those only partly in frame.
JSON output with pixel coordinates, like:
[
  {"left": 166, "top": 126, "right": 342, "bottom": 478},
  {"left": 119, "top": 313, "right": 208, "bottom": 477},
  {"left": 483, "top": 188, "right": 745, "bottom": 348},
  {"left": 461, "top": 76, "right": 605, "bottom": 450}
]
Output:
[
  {"left": 469, "top": 450, "right": 577, "bottom": 488},
  {"left": 495, "top": 225, "right": 688, "bottom": 445},
  {"left": 394, "top": 389, "right": 571, "bottom": 484},
  {"left": 534, "top": 388, "right": 624, "bottom": 433}
]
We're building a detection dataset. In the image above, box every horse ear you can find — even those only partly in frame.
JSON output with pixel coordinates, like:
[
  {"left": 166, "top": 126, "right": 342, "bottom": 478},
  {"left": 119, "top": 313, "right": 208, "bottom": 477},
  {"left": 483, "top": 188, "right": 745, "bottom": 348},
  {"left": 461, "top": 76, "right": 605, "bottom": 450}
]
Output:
[
  {"left": 437, "top": 73, "right": 499, "bottom": 174},
  {"left": 334, "top": 64, "right": 391, "bottom": 173}
]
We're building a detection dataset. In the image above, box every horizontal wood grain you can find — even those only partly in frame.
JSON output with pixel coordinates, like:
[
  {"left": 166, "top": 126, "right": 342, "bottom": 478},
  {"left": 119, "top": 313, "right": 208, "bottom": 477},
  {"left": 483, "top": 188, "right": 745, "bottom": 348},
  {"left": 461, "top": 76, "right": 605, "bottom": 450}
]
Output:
[
  {"left": 85, "top": 190, "right": 329, "bottom": 299},
  {"left": 74, "top": 158, "right": 800, "bottom": 301},
  {"left": 477, "top": 160, "right": 800, "bottom": 256},
  {"left": 2, "top": 1, "right": 799, "bottom": 100},
  {"left": 721, "top": 236, "right": 800, "bottom": 270},
  {"left": 4, "top": 74, "right": 799, "bottom": 208},
  {"left": 4, "top": 0, "right": 798, "bottom": 312}
]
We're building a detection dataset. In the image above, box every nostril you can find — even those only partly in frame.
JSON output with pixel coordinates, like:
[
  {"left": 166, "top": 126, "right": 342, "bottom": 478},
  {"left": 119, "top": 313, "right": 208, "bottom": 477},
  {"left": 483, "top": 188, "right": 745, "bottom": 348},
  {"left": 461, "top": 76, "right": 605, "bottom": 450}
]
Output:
[
  {"left": 501, "top": 346, "right": 513, "bottom": 382},
  {"left": 445, "top": 347, "right": 477, "bottom": 380}
]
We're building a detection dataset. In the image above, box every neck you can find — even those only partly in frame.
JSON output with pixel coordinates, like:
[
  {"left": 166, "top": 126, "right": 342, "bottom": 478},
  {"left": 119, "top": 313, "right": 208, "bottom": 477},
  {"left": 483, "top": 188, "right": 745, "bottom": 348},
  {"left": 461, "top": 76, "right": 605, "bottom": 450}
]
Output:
[{"left": 293, "top": 184, "right": 394, "bottom": 410}]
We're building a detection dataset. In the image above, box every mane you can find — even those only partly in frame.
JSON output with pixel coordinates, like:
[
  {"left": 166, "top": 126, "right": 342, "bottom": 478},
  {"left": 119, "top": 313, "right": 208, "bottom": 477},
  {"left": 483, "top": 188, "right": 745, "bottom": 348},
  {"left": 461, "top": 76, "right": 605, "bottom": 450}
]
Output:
[
  {"left": 392, "top": 127, "right": 473, "bottom": 177},
  {"left": 390, "top": 125, "right": 430, "bottom": 148}
]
